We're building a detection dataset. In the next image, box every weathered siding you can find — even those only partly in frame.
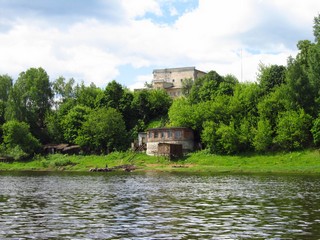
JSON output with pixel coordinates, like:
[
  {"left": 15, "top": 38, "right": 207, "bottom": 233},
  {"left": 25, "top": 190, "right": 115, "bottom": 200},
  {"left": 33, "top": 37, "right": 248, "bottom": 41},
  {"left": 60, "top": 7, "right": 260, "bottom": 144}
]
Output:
[{"left": 146, "top": 127, "right": 194, "bottom": 156}]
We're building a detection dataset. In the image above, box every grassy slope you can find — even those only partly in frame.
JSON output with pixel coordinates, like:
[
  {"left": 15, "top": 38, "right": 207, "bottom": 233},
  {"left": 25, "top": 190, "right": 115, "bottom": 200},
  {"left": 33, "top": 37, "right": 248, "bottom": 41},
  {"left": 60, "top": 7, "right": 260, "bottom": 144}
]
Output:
[{"left": 0, "top": 149, "right": 319, "bottom": 174}]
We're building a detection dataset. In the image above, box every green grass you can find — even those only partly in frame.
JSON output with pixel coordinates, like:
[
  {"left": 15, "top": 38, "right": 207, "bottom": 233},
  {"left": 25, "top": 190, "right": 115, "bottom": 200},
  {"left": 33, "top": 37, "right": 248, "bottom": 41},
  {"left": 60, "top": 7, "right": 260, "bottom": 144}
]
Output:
[{"left": 0, "top": 149, "right": 319, "bottom": 174}]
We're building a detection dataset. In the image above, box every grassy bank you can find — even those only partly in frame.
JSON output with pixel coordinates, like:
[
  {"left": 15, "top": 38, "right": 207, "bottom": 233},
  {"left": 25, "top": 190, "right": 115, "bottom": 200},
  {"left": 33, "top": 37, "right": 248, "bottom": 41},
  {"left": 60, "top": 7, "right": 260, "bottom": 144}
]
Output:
[{"left": 0, "top": 149, "right": 319, "bottom": 174}]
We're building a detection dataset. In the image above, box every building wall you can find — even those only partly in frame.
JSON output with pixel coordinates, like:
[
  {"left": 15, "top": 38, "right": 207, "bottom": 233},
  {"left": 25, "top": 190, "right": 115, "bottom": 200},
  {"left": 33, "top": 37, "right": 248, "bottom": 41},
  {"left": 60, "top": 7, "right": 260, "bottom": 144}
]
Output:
[
  {"left": 152, "top": 67, "right": 206, "bottom": 98},
  {"left": 146, "top": 127, "right": 194, "bottom": 155}
]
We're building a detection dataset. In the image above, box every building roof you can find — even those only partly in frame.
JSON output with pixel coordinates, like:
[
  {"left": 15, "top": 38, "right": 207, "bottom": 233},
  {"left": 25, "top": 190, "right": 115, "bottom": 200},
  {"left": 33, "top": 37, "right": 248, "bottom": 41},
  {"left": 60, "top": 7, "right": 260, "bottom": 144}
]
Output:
[
  {"left": 147, "top": 127, "right": 192, "bottom": 131},
  {"left": 153, "top": 66, "right": 207, "bottom": 74}
]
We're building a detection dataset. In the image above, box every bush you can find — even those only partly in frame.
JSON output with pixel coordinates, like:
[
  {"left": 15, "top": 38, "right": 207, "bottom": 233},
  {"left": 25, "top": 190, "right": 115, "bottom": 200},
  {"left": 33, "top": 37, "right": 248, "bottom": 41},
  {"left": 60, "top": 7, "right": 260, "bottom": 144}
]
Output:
[
  {"left": 274, "top": 109, "right": 312, "bottom": 150},
  {"left": 311, "top": 116, "right": 320, "bottom": 146},
  {"left": 2, "top": 120, "right": 40, "bottom": 159},
  {"left": 253, "top": 118, "right": 273, "bottom": 152}
]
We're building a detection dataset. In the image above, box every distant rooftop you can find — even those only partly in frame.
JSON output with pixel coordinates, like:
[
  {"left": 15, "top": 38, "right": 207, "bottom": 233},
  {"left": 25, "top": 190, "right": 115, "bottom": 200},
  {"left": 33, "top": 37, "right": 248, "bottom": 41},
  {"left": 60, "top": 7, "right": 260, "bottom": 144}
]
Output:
[{"left": 153, "top": 66, "right": 205, "bottom": 74}]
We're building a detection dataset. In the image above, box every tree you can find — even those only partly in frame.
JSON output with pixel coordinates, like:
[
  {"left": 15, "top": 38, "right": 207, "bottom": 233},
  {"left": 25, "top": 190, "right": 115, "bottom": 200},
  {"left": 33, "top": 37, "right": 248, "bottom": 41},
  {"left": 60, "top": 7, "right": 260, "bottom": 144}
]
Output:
[
  {"left": 74, "top": 82, "right": 102, "bottom": 109},
  {"left": 189, "top": 70, "right": 224, "bottom": 103},
  {"left": 0, "top": 75, "right": 12, "bottom": 124},
  {"left": 5, "top": 68, "right": 53, "bottom": 141},
  {"left": 201, "top": 120, "right": 219, "bottom": 152},
  {"left": 313, "top": 14, "right": 320, "bottom": 43},
  {"left": 2, "top": 120, "right": 40, "bottom": 159},
  {"left": 253, "top": 118, "right": 273, "bottom": 152},
  {"left": 311, "top": 115, "right": 320, "bottom": 146},
  {"left": 202, "top": 121, "right": 239, "bottom": 154},
  {"left": 76, "top": 108, "right": 127, "bottom": 153},
  {"left": 229, "top": 82, "right": 261, "bottom": 120},
  {"left": 61, "top": 105, "right": 92, "bottom": 144},
  {"left": 168, "top": 98, "right": 196, "bottom": 129},
  {"left": 216, "top": 122, "right": 239, "bottom": 154},
  {"left": 286, "top": 55, "right": 315, "bottom": 115},
  {"left": 147, "top": 89, "right": 172, "bottom": 119},
  {"left": 257, "top": 85, "right": 291, "bottom": 129},
  {"left": 52, "top": 76, "right": 75, "bottom": 107},
  {"left": 99, "top": 80, "right": 124, "bottom": 110},
  {"left": 274, "top": 109, "right": 312, "bottom": 150},
  {"left": 257, "top": 63, "right": 286, "bottom": 94},
  {"left": 216, "top": 74, "right": 238, "bottom": 96},
  {"left": 97, "top": 81, "right": 135, "bottom": 130},
  {"left": 132, "top": 89, "right": 172, "bottom": 124},
  {"left": 45, "top": 111, "right": 64, "bottom": 143},
  {"left": 181, "top": 78, "right": 193, "bottom": 96}
]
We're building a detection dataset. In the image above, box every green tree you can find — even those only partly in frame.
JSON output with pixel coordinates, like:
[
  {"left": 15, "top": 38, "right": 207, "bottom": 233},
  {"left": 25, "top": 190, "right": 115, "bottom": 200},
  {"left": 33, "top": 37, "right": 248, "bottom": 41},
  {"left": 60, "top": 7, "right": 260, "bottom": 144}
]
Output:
[
  {"left": 216, "top": 74, "right": 238, "bottom": 96},
  {"left": 132, "top": 89, "right": 172, "bottom": 123},
  {"left": 201, "top": 120, "right": 219, "bottom": 152},
  {"left": 202, "top": 120, "right": 240, "bottom": 154},
  {"left": 313, "top": 14, "right": 320, "bottom": 43},
  {"left": 98, "top": 80, "right": 135, "bottom": 130},
  {"left": 229, "top": 82, "right": 261, "bottom": 120},
  {"left": 2, "top": 120, "right": 40, "bottom": 159},
  {"left": 99, "top": 80, "right": 125, "bottom": 110},
  {"left": 257, "top": 85, "right": 291, "bottom": 129},
  {"left": 147, "top": 89, "right": 172, "bottom": 119},
  {"left": 45, "top": 111, "right": 64, "bottom": 143},
  {"left": 181, "top": 78, "right": 193, "bottom": 96},
  {"left": 253, "top": 118, "right": 273, "bottom": 152},
  {"left": 216, "top": 121, "right": 239, "bottom": 154},
  {"left": 0, "top": 75, "right": 13, "bottom": 124},
  {"left": 257, "top": 63, "right": 286, "bottom": 94},
  {"left": 76, "top": 108, "right": 127, "bottom": 153},
  {"left": 284, "top": 38, "right": 320, "bottom": 117},
  {"left": 189, "top": 70, "right": 224, "bottom": 103},
  {"left": 168, "top": 98, "right": 197, "bottom": 129},
  {"left": 238, "top": 117, "right": 255, "bottom": 152},
  {"left": 74, "top": 82, "right": 102, "bottom": 109},
  {"left": 61, "top": 105, "right": 92, "bottom": 144},
  {"left": 52, "top": 76, "right": 75, "bottom": 106},
  {"left": 274, "top": 109, "right": 312, "bottom": 150},
  {"left": 311, "top": 115, "right": 320, "bottom": 146},
  {"left": 5, "top": 68, "right": 53, "bottom": 141}
]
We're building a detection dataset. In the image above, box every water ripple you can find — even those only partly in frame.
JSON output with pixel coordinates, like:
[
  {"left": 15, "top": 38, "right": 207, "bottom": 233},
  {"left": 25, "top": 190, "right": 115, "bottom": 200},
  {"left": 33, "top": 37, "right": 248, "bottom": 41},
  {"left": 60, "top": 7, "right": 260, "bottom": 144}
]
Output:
[{"left": 0, "top": 172, "right": 319, "bottom": 239}]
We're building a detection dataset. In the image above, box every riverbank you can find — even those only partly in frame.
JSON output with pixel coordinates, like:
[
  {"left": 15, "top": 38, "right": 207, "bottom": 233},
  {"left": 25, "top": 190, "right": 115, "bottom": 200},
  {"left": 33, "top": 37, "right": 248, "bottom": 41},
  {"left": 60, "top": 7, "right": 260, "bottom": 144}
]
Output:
[{"left": 0, "top": 149, "right": 319, "bottom": 174}]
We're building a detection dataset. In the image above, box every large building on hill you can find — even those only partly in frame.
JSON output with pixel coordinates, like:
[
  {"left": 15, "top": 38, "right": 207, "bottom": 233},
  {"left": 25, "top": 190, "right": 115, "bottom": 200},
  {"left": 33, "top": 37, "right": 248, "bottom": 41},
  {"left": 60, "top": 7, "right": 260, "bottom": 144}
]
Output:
[{"left": 152, "top": 67, "right": 206, "bottom": 98}]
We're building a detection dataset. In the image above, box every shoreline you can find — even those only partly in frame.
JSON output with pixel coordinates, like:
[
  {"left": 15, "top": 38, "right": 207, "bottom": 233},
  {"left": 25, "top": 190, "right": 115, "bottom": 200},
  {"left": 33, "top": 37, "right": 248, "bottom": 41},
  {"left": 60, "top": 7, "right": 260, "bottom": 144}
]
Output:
[{"left": 0, "top": 149, "right": 319, "bottom": 174}]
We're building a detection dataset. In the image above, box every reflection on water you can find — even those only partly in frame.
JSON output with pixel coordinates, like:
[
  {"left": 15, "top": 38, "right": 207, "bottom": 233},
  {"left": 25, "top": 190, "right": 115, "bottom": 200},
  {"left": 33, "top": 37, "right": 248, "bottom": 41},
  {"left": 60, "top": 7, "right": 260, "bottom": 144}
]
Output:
[{"left": 0, "top": 171, "right": 319, "bottom": 239}]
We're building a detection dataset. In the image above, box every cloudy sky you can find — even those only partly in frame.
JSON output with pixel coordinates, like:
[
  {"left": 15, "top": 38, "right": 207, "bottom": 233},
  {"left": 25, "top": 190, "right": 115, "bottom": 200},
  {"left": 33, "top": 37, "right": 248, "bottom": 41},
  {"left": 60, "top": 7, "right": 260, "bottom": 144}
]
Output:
[{"left": 0, "top": 0, "right": 319, "bottom": 89}]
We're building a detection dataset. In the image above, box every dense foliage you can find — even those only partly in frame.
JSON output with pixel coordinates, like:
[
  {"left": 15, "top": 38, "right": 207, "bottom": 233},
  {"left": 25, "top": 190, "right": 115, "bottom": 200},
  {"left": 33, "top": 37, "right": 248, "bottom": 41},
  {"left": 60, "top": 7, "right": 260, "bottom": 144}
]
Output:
[
  {"left": 169, "top": 15, "right": 320, "bottom": 154},
  {"left": 0, "top": 71, "right": 172, "bottom": 159},
  {"left": 1, "top": 15, "right": 320, "bottom": 159}
]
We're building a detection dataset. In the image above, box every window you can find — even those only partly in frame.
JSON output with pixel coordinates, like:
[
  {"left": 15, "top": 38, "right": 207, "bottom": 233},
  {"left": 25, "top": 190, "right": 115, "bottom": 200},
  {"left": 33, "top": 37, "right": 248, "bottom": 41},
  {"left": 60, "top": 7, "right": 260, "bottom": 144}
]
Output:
[
  {"left": 154, "top": 132, "right": 158, "bottom": 138},
  {"left": 175, "top": 130, "right": 182, "bottom": 139},
  {"left": 161, "top": 132, "right": 164, "bottom": 138},
  {"left": 168, "top": 131, "right": 172, "bottom": 138},
  {"left": 148, "top": 132, "right": 152, "bottom": 139}
]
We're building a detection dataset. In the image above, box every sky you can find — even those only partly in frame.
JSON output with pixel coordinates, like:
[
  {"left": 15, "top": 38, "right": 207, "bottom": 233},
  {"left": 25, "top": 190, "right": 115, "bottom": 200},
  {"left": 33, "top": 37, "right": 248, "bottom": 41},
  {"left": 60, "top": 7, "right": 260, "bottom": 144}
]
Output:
[{"left": 0, "top": 0, "right": 319, "bottom": 89}]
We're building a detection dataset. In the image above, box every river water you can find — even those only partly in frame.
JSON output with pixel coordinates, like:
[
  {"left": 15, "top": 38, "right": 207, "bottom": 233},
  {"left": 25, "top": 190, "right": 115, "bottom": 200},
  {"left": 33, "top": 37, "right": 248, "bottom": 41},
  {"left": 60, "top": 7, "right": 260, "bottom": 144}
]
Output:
[{"left": 0, "top": 171, "right": 319, "bottom": 239}]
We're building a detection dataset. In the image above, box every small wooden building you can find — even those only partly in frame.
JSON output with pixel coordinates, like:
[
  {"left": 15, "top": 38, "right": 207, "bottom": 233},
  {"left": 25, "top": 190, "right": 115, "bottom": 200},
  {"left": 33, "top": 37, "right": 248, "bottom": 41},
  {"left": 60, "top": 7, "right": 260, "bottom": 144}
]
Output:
[{"left": 146, "top": 127, "right": 194, "bottom": 156}]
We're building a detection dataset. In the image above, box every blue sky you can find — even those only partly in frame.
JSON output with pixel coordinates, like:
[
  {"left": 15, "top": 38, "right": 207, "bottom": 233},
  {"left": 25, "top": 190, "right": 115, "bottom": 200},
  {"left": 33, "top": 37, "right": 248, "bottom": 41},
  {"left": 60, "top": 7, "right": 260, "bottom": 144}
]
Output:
[{"left": 0, "top": 0, "right": 319, "bottom": 89}]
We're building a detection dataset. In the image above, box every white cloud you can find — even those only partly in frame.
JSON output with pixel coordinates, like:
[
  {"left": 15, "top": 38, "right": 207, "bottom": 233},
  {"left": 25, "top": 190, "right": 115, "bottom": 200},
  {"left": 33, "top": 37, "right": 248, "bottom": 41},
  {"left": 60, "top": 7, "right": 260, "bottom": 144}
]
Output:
[
  {"left": 0, "top": 0, "right": 319, "bottom": 88},
  {"left": 121, "top": 0, "right": 162, "bottom": 19}
]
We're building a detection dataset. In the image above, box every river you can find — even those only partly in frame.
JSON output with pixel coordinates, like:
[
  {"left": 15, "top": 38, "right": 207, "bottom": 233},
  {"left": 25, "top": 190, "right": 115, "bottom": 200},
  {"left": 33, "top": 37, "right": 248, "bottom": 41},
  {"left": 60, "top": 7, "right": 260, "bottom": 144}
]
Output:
[{"left": 0, "top": 171, "right": 319, "bottom": 239}]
